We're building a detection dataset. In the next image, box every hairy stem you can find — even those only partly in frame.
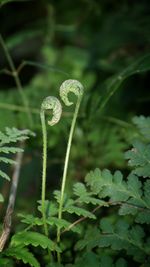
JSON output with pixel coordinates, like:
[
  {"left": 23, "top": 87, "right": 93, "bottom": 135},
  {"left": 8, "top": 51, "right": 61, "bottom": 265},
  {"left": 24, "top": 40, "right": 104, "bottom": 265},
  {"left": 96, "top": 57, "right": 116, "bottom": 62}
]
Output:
[
  {"left": 57, "top": 95, "right": 82, "bottom": 262},
  {"left": 40, "top": 110, "right": 51, "bottom": 260},
  {"left": 0, "top": 34, "right": 33, "bottom": 128},
  {"left": 40, "top": 111, "right": 48, "bottom": 235}
]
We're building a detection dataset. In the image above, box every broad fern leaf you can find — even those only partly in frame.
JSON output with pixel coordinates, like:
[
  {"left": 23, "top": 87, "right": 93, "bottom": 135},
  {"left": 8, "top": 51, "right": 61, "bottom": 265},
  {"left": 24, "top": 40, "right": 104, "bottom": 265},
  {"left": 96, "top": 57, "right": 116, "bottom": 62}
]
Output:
[
  {"left": 85, "top": 168, "right": 150, "bottom": 223},
  {"left": 75, "top": 226, "right": 100, "bottom": 251},
  {"left": 85, "top": 168, "right": 129, "bottom": 201},
  {"left": 11, "top": 231, "right": 61, "bottom": 252},
  {"left": 98, "top": 219, "right": 147, "bottom": 263},
  {"left": 76, "top": 219, "right": 147, "bottom": 262},
  {"left": 5, "top": 246, "right": 40, "bottom": 267}
]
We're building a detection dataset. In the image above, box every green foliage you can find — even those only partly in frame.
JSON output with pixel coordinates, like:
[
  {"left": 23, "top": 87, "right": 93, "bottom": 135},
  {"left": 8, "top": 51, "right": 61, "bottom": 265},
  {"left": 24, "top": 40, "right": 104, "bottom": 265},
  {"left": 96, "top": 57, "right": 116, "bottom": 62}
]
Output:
[
  {"left": 0, "top": 257, "right": 13, "bottom": 267},
  {"left": 5, "top": 246, "right": 40, "bottom": 267},
  {"left": 73, "top": 252, "right": 127, "bottom": 267},
  {"left": 73, "top": 182, "right": 107, "bottom": 206},
  {"left": 76, "top": 219, "right": 147, "bottom": 263},
  {"left": 5, "top": 114, "right": 150, "bottom": 265},
  {"left": 11, "top": 231, "right": 61, "bottom": 252},
  {"left": 0, "top": 127, "right": 34, "bottom": 201},
  {"left": 1, "top": 1, "right": 150, "bottom": 266},
  {"left": 132, "top": 116, "right": 150, "bottom": 141},
  {"left": 94, "top": 53, "right": 150, "bottom": 113},
  {"left": 125, "top": 141, "right": 150, "bottom": 177}
]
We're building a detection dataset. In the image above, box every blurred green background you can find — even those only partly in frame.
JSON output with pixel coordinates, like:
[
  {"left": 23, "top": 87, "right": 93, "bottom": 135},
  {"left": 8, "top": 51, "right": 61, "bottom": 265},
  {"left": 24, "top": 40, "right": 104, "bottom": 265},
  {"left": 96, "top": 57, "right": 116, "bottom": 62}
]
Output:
[{"left": 0, "top": 0, "right": 150, "bottom": 216}]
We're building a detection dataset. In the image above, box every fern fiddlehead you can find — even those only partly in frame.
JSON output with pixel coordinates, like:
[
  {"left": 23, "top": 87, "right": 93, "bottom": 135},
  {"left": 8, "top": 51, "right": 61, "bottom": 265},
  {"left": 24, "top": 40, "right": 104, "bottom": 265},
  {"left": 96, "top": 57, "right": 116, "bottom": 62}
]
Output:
[
  {"left": 57, "top": 79, "right": 84, "bottom": 259},
  {"left": 60, "top": 79, "right": 84, "bottom": 106},
  {"left": 40, "top": 96, "right": 62, "bottom": 244}
]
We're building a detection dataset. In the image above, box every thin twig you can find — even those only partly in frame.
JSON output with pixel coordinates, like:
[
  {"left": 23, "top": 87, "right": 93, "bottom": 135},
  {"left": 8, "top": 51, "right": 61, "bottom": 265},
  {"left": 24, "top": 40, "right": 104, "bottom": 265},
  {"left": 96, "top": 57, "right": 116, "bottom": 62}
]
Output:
[
  {"left": 0, "top": 142, "right": 24, "bottom": 252},
  {"left": 61, "top": 204, "right": 102, "bottom": 235},
  {"left": 0, "top": 102, "right": 82, "bottom": 117},
  {"left": 0, "top": 34, "right": 33, "bottom": 128},
  {"left": 61, "top": 200, "right": 150, "bottom": 235}
]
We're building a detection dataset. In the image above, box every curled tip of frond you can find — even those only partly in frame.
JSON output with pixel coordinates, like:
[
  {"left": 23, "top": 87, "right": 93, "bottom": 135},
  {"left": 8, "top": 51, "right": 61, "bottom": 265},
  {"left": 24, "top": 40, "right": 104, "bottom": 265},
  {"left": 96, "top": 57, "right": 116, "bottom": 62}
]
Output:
[
  {"left": 59, "top": 79, "right": 84, "bottom": 106},
  {"left": 41, "top": 96, "right": 62, "bottom": 126}
]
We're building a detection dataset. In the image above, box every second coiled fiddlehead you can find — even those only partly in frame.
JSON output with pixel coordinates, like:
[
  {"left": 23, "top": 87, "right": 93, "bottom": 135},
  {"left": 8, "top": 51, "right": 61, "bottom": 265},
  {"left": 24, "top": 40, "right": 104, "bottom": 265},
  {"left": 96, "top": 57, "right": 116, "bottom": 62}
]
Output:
[
  {"left": 57, "top": 79, "right": 84, "bottom": 261},
  {"left": 40, "top": 96, "right": 62, "bottom": 259}
]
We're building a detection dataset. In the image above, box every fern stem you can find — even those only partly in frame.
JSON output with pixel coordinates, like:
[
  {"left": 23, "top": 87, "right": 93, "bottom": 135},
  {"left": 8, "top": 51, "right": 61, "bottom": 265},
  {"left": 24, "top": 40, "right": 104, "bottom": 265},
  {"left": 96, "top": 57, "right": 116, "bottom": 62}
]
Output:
[
  {"left": 40, "top": 111, "right": 48, "bottom": 235},
  {"left": 0, "top": 34, "right": 33, "bottom": 128},
  {"left": 57, "top": 95, "right": 82, "bottom": 262},
  {"left": 40, "top": 110, "right": 52, "bottom": 261}
]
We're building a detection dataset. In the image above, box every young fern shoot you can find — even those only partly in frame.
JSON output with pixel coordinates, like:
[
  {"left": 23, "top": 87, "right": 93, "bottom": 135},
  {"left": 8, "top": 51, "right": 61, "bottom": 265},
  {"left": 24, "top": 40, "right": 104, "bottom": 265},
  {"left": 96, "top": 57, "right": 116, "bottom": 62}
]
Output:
[
  {"left": 57, "top": 80, "right": 84, "bottom": 251},
  {"left": 40, "top": 96, "right": 62, "bottom": 238}
]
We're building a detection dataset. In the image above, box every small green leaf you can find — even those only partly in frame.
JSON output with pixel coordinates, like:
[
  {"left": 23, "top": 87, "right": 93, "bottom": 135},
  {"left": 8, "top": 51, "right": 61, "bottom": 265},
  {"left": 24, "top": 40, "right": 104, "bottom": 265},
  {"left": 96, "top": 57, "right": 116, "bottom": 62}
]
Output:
[
  {"left": 125, "top": 141, "right": 150, "bottom": 178},
  {"left": 0, "top": 170, "right": 10, "bottom": 180},
  {"left": 75, "top": 252, "right": 99, "bottom": 267},
  {"left": 18, "top": 213, "right": 43, "bottom": 226},
  {"left": 11, "top": 231, "right": 61, "bottom": 252},
  {"left": 0, "top": 257, "right": 13, "bottom": 267},
  {"left": 5, "top": 246, "right": 40, "bottom": 267},
  {"left": 73, "top": 182, "right": 107, "bottom": 206},
  {"left": 133, "top": 116, "right": 150, "bottom": 141},
  {"left": 64, "top": 205, "right": 96, "bottom": 219},
  {"left": 0, "top": 157, "right": 16, "bottom": 165},
  {"left": 0, "top": 146, "right": 23, "bottom": 154}
]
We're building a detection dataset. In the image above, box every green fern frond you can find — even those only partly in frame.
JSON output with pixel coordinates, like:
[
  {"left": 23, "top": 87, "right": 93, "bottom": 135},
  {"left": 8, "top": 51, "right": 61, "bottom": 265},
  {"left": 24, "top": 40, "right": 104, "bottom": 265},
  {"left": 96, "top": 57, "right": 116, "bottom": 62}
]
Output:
[
  {"left": 76, "top": 219, "right": 147, "bottom": 263},
  {"left": 85, "top": 168, "right": 128, "bottom": 201},
  {"left": 85, "top": 168, "right": 150, "bottom": 225},
  {"left": 99, "top": 219, "right": 147, "bottom": 263},
  {"left": 0, "top": 157, "right": 16, "bottom": 165},
  {"left": 64, "top": 201, "right": 96, "bottom": 219},
  {"left": 11, "top": 231, "right": 61, "bottom": 252},
  {"left": 74, "top": 252, "right": 127, "bottom": 267},
  {"left": 18, "top": 213, "right": 43, "bottom": 226},
  {"left": 0, "top": 127, "right": 35, "bottom": 183},
  {"left": 0, "top": 127, "right": 35, "bottom": 145},
  {"left": 119, "top": 179, "right": 150, "bottom": 223},
  {"left": 73, "top": 182, "right": 107, "bottom": 206},
  {"left": 5, "top": 246, "right": 40, "bottom": 267},
  {"left": 0, "top": 146, "right": 23, "bottom": 154}
]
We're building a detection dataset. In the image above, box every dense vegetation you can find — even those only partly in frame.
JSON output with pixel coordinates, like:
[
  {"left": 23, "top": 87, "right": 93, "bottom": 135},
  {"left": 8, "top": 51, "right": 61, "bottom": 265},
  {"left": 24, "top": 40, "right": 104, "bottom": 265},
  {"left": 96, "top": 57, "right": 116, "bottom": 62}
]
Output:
[{"left": 0, "top": 0, "right": 150, "bottom": 266}]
